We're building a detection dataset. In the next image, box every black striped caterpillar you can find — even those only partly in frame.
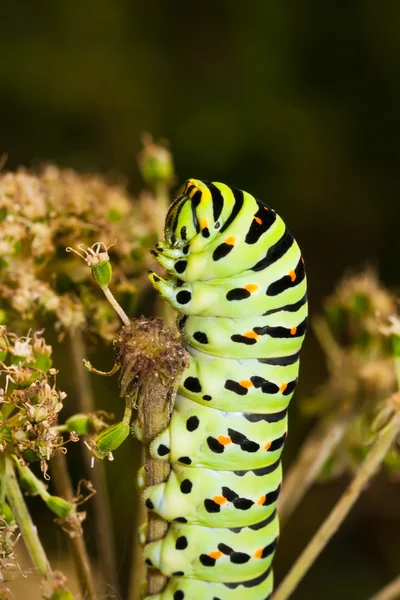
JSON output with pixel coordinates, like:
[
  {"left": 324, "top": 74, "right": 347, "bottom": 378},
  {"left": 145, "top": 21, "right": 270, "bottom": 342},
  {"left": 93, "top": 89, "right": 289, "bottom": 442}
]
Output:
[{"left": 143, "top": 179, "right": 307, "bottom": 600}]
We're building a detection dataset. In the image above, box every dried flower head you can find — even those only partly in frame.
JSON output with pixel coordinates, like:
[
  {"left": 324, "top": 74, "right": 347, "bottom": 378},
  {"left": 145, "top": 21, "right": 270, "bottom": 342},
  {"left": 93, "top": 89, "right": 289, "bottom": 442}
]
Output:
[{"left": 0, "top": 164, "right": 159, "bottom": 340}]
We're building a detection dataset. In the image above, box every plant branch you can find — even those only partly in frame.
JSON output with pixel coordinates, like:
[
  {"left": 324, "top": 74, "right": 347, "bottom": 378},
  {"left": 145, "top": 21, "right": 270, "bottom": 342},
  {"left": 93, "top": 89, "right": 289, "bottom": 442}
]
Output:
[
  {"left": 279, "top": 410, "right": 352, "bottom": 525},
  {"left": 5, "top": 456, "right": 50, "bottom": 576},
  {"left": 368, "top": 575, "right": 400, "bottom": 600},
  {"left": 69, "top": 330, "right": 119, "bottom": 595},
  {"left": 273, "top": 401, "right": 400, "bottom": 600},
  {"left": 50, "top": 451, "right": 97, "bottom": 599}
]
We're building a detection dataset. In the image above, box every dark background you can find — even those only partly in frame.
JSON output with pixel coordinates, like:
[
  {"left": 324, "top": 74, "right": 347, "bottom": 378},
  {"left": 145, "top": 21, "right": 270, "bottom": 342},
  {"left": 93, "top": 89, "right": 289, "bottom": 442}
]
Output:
[{"left": 2, "top": 2, "right": 400, "bottom": 598}]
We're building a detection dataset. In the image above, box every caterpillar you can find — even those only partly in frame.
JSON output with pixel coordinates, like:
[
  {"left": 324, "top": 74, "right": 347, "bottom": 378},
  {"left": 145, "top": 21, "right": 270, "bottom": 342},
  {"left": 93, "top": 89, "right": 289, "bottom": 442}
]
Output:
[{"left": 144, "top": 179, "right": 307, "bottom": 600}]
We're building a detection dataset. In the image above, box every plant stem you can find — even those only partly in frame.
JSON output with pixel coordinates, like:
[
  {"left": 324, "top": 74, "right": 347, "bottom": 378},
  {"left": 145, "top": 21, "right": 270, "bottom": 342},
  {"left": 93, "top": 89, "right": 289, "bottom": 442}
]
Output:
[
  {"left": 69, "top": 330, "right": 119, "bottom": 595},
  {"left": 279, "top": 411, "right": 352, "bottom": 526},
  {"left": 129, "top": 445, "right": 147, "bottom": 600},
  {"left": 368, "top": 575, "right": 400, "bottom": 600},
  {"left": 273, "top": 406, "right": 400, "bottom": 600},
  {"left": 50, "top": 451, "right": 97, "bottom": 599},
  {"left": 5, "top": 456, "right": 50, "bottom": 576},
  {"left": 101, "top": 285, "right": 130, "bottom": 326},
  {"left": 139, "top": 381, "right": 172, "bottom": 596}
]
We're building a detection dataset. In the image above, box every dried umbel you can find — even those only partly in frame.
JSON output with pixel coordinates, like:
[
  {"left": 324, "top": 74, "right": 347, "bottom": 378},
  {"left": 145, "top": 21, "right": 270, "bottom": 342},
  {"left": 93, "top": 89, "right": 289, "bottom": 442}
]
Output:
[
  {"left": 303, "top": 269, "right": 400, "bottom": 479},
  {"left": 0, "top": 165, "right": 152, "bottom": 339},
  {"left": 0, "top": 328, "right": 71, "bottom": 475}
]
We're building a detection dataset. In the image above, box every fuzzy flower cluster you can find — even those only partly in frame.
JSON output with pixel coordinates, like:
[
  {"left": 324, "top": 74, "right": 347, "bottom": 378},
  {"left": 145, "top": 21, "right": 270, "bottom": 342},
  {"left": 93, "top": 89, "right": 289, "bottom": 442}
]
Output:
[
  {"left": 0, "top": 162, "right": 161, "bottom": 340},
  {"left": 305, "top": 270, "right": 400, "bottom": 478},
  {"left": 0, "top": 327, "right": 73, "bottom": 476}
]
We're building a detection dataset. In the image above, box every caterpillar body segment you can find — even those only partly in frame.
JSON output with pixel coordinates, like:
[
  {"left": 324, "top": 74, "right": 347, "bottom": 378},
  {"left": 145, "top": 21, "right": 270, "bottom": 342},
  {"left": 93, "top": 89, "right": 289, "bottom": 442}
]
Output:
[{"left": 144, "top": 179, "right": 307, "bottom": 600}]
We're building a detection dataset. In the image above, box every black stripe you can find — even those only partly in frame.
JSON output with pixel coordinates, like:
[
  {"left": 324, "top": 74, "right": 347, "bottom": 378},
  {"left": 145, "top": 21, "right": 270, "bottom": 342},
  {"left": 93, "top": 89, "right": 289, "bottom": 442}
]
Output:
[
  {"left": 203, "top": 180, "right": 224, "bottom": 223},
  {"left": 243, "top": 409, "right": 287, "bottom": 423},
  {"left": 266, "top": 258, "right": 306, "bottom": 297},
  {"left": 229, "top": 510, "right": 276, "bottom": 534},
  {"left": 234, "top": 459, "right": 280, "bottom": 477},
  {"left": 251, "top": 228, "right": 294, "bottom": 272},
  {"left": 257, "top": 353, "right": 300, "bottom": 366},
  {"left": 190, "top": 195, "right": 200, "bottom": 233},
  {"left": 254, "top": 317, "right": 308, "bottom": 339},
  {"left": 263, "top": 292, "right": 308, "bottom": 316},
  {"left": 219, "top": 186, "right": 244, "bottom": 233},
  {"left": 223, "top": 566, "right": 272, "bottom": 589}
]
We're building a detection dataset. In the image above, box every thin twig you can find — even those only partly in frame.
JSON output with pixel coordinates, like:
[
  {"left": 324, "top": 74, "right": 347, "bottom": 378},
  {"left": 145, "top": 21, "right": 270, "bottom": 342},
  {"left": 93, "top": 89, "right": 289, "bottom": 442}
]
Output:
[
  {"left": 368, "top": 575, "right": 400, "bottom": 600},
  {"left": 101, "top": 285, "right": 130, "bottom": 326},
  {"left": 273, "top": 402, "right": 400, "bottom": 600},
  {"left": 69, "top": 330, "right": 119, "bottom": 596},
  {"left": 50, "top": 451, "right": 97, "bottom": 599},
  {"left": 5, "top": 456, "right": 50, "bottom": 576},
  {"left": 279, "top": 411, "right": 352, "bottom": 525}
]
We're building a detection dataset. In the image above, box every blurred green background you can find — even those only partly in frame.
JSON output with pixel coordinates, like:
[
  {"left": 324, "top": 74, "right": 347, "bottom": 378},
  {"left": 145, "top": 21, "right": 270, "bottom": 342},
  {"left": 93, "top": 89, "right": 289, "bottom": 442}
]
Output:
[{"left": 2, "top": 1, "right": 400, "bottom": 599}]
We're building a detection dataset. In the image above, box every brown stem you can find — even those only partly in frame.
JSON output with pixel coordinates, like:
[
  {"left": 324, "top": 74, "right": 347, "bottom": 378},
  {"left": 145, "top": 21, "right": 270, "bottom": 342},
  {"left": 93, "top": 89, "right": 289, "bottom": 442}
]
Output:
[
  {"left": 138, "top": 379, "right": 172, "bottom": 596},
  {"left": 368, "top": 576, "right": 400, "bottom": 600},
  {"left": 69, "top": 331, "right": 119, "bottom": 595},
  {"left": 50, "top": 452, "right": 97, "bottom": 599},
  {"left": 273, "top": 405, "right": 400, "bottom": 600},
  {"left": 279, "top": 411, "right": 352, "bottom": 525}
]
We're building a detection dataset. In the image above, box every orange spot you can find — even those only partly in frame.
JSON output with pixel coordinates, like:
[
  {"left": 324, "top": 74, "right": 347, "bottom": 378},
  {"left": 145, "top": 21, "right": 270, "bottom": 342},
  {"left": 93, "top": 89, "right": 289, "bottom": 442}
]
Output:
[
  {"left": 288, "top": 269, "right": 296, "bottom": 282},
  {"left": 239, "top": 380, "right": 253, "bottom": 389},
  {"left": 263, "top": 441, "right": 271, "bottom": 451},
  {"left": 290, "top": 327, "right": 297, "bottom": 335},
  {"left": 209, "top": 550, "right": 222, "bottom": 560},
  {"left": 279, "top": 383, "right": 287, "bottom": 393},
  {"left": 213, "top": 495, "right": 227, "bottom": 505},
  {"left": 200, "top": 218, "right": 208, "bottom": 229},
  {"left": 257, "top": 495, "right": 266, "bottom": 506},
  {"left": 254, "top": 548, "right": 263, "bottom": 559},
  {"left": 217, "top": 435, "right": 232, "bottom": 446},
  {"left": 244, "top": 283, "right": 258, "bottom": 293},
  {"left": 263, "top": 205, "right": 269, "bottom": 210},
  {"left": 225, "top": 236, "right": 236, "bottom": 245},
  {"left": 301, "top": 256, "right": 305, "bottom": 264},
  {"left": 244, "top": 331, "right": 259, "bottom": 339},
  {"left": 254, "top": 216, "right": 262, "bottom": 225}
]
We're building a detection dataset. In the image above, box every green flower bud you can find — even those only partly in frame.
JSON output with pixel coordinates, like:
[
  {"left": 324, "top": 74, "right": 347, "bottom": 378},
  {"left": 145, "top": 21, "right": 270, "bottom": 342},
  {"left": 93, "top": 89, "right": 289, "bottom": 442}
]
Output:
[
  {"left": 46, "top": 496, "right": 73, "bottom": 519},
  {"left": 91, "top": 258, "right": 112, "bottom": 287},
  {"left": 0, "top": 310, "right": 7, "bottom": 325},
  {"left": 0, "top": 502, "right": 15, "bottom": 525},
  {"left": 392, "top": 334, "right": 400, "bottom": 358},
  {"left": 65, "top": 413, "right": 92, "bottom": 435},
  {"left": 92, "top": 421, "right": 130, "bottom": 458},
  {"left": 0, "top": 335, "right": 7, "bottom": 362},
  {"left": 31, "top": 351, "right": 53, "bottom": 374},
  {"left": 48, "top": 591, "right": 75, "bottom": 600},
  {"left": 138, "top": 134, "right": 174, "bottom": 189},
  {"left": 18, "top": 465, "right": 44, "bottom": 494}
]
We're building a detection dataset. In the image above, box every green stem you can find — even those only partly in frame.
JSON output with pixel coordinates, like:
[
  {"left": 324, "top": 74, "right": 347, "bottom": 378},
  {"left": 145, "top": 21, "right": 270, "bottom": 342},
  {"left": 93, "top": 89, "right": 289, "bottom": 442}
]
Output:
[
  {"left": 5, "top": 456, "right": 50, "bottom": 576},
  {"left": 273, "top": 409, "right": 400, "bottom": 600},
  {"left": 101, "top": 285, "right": 130, "bottom": 326}
]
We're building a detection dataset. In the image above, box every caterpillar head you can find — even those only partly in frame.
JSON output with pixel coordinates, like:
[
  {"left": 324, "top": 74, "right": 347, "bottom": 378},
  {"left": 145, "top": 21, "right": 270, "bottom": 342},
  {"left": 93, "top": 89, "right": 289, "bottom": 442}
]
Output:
[{"left": 163, "top": 179, "right": 222, "bottom": 252}]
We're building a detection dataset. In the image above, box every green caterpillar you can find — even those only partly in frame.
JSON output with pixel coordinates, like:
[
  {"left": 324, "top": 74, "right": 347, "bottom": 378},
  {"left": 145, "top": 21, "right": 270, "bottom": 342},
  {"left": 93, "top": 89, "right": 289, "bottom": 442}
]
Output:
[{"left": 144, "top": 179, "right": 307, "bottom": 600}]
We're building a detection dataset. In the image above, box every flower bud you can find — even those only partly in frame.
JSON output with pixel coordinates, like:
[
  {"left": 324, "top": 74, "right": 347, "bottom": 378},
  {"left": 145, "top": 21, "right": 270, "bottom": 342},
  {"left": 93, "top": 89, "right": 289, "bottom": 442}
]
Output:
[
  {"left": 0, "top": 502, "right": 15, "bottom": 525},
  {"left": 91, "top": 421, "right": 130, "bottom": 459},
  {"left": 45, "top": 496, "right": 74, "bottom": 519},
  {"left": 65, "top": 413, "right": 92, "bottom": 435},
  {"left": 91, "top": 257, "right": 112, "bottom": 287},
  {"left": 138, "top": 134, "right": 174, "bottom": 189}
]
